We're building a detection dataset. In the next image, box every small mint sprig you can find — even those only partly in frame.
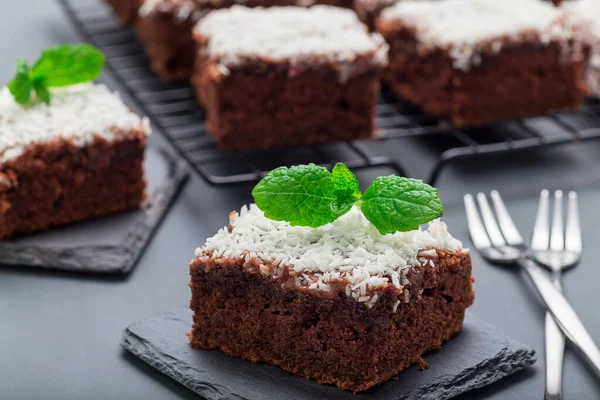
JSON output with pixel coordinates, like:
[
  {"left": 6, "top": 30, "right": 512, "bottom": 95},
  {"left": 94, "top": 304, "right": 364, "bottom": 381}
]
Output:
[
  {"left": 252, "top": 163, "right": 444, "bottom": 234},
  {"left": 7, "top": 44, "right": 105, "bottom": 106}
]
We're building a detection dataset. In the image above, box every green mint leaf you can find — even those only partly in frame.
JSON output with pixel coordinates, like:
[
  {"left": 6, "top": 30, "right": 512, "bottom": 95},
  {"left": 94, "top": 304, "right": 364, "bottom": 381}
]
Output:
[
  {"left": 31, "top": 44, "right": 105, "bottom": 88},
  {"left": 361, "top": 176, "right": 443, "bottom": 234},
  {"left": 8, "top": 44, "right": 105, "bottom": 107},
  {"left": 7, "top": 58, "right": 33, "bottom": 105},
  {"left": 331, "top": 162, "right": 361, "bottom": 201},
  {"left": 253, "top": 165, "right": 445, "bottom": 234},
  {"left": 252, "top": 164, "right": 356, "bottom": 228},
  {"left": 33, "top": 78, "right": 50, "bottom": 105}
]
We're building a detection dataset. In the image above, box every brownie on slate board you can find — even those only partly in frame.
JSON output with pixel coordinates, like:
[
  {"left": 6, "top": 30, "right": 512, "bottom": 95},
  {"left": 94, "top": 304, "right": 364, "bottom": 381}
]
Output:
[
  {"left": 0, "top": 83, "right": 150, "bottom": 239},
  {"left": 104, "top": 0, "right": 143, "bottom": 24},
  {"left": 135, "top": 0, "right": 355, "bottom": 81},
  {"left": 376, "top": 0, "right": 589, "bottom": 127},
  {"left": 189, "top": 205, "right": 475, "bottom": 392},
  {"left": 191, "top": 6, "right": 387, "bottom": 150}
]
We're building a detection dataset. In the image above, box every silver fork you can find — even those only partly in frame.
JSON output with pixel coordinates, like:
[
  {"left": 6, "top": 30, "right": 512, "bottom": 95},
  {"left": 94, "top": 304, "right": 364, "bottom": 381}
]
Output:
[
  {"left": 464, "top": 191, "right": 600, "bottom": 382},
  {"left": 531, "top": 190, "right": 582, "bottom": 400}
]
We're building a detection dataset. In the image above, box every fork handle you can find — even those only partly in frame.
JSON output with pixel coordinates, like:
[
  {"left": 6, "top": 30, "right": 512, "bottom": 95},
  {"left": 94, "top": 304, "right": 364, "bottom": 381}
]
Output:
[
  {"left": 519, "top": 258, "right": 600, "bottom": 378},
  {"left": 544, "top": 272, "right": 565, "bottom": 400}
]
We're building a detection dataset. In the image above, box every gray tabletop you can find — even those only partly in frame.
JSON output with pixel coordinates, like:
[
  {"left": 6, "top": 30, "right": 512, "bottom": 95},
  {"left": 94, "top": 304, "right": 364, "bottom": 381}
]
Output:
[{"left": 2, "top": 2, "right": 600, "bottom": 399}]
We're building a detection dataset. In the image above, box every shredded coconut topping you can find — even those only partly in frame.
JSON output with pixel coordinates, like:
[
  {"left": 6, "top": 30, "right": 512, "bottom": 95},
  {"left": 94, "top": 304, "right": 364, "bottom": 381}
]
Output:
[
  {"left": 194, "top": 5, "right": 388, "bottom": 67},
  {"left": 198, "top": 205, "right": 464, "bottom": 306},
  {"left": 379, "top": 0, "right": 573, "bottom": 70},
  {"left": 561, "top": 0, "right": 600, "bottom": 39},
  {"left": 0, "top": 83, "right": 150, "bottom": 163},
  {"left": 138, "top": 0, "right": 317, "bottom": 22}
]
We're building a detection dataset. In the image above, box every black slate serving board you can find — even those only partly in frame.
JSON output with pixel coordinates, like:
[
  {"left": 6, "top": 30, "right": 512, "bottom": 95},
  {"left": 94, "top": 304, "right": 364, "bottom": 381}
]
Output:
[
  {"left": 0, "top": 148, "right": 189, "bottom": 273},
  {"left": 121, "top": 308, "right": 537, "bottom": 400}
]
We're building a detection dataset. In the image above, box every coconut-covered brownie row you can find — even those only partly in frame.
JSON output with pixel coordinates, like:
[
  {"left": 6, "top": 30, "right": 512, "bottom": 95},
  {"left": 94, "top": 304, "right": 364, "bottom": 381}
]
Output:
[{"left": 102, "top": 0, "right": 600, "bottom": 146}]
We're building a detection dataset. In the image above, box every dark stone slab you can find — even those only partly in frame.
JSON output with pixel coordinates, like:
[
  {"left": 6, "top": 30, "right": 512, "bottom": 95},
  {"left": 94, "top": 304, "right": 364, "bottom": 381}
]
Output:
[
  {"left": 0, "top": 148, "right": 189, "bottom": 273},
  {"left": 121, "top": 308, "right": 537, "bottom": 400}
]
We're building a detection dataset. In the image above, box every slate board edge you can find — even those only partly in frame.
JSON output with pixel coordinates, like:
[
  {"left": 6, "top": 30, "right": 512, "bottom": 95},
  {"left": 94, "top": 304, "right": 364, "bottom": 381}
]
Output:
[
  {"left": 119, "top": 151, "right": 190, "bottom": 274},
  {"left": 120, "top": 309, "right": 537, "bottom": 400},
  {"left": 427, "top": 347, "right": 536, "bottom": 400},
  {"left": 0, "top": 149, "right": 190, "bottom": 273},
  {"left": 121, "top": 327, "right": 245, "bottom": 400}
]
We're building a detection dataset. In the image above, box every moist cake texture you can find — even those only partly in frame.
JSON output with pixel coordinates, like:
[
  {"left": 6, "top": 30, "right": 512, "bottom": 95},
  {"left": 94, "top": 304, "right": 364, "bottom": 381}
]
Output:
[
  {"left": 0, "top": 83, "right": 150, "bottom": 238},
  {"left": 190, "top": 205, "right": 474, "bottom": 391},
  {"left": 192, "top": 5, "right": 387, "bottom": 150},
  {"left": 377, "top": 0, "right": 589, "bottom": 126},
  {"left": 135, "top": 0, "right": 352, "bottom": 80}
]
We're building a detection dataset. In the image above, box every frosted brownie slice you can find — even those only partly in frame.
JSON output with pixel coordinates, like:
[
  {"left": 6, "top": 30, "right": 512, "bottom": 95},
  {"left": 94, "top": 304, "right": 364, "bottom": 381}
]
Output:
[
  {"left": 377, "top": 0, "right": 589, "bottom": 127},
  {"left": 135, "top": 0, "right": 311, "bottom": 80},
  {"left": 0, "top": 83, "right": 150, "bottom": 239},
  {"left": 190, "top": 205, "right": 474, "bottom": 391},
  {"left": 192, "top": 6, "right": 387, "bottom": 150}
]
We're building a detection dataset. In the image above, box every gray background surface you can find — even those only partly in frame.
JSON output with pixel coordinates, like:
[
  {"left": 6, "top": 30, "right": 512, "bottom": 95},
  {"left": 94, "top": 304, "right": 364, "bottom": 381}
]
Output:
[{"left": 1, "top": 1, "right": 600, "bottom": 399}]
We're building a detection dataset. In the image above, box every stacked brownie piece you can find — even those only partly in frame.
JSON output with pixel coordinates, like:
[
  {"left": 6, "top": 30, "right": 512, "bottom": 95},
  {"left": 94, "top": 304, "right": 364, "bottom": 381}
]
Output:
[
  {"left": 376, "top": 0, "right": 590, "bottom": 127},
  {"left": 99, "top": 0, "right": 600, "bottom": 148},
  {"left": 190, "top": 205, "right": 474, "bottom": 392},
  {"left": 0, "top": 83, "right": 150, "bottom": 239},
  {"left": 191, "top": 5, "right": 387, "bottom": 150}
]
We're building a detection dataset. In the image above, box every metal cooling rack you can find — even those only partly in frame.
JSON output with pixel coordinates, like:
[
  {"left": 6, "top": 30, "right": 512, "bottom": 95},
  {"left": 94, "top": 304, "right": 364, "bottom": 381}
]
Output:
[{"left": 58, "top": 0, "right": 600, "bottom": 185}]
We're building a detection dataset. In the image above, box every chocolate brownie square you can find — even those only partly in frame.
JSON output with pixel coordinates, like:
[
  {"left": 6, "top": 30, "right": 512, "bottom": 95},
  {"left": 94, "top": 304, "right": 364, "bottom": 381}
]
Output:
[
  {"left": 377, "top": 0, "right": 589, "bottom": 127},
  {"left": 191, "top": 5, "right": 387, "bottom": 150},
  {"left": 0, "top": 83, "right": 150, "bottom": 239},
  {"left": 190, "top": 205, "right": 474, "bottom": 392}
]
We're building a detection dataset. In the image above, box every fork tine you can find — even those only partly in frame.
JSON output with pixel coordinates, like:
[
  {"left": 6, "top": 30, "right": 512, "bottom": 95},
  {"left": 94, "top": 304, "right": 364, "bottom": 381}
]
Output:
[
  {"left": 566, "top": 191, "right": 582, "bottom": 254},
  {"left": 490, "top": 190, "right": 524, "bottom": 245},
  {"left": 464, "top": 194, "right": 492, "bottom": 250},
  {"left": 531, "top": 190, "right": 550, "bottom": 251},
  {"left": 477, "top": 193, "right": 506, "bottom": 247},
  {"left": 550, "top": 190, "right": 564, "bottom": 251}
]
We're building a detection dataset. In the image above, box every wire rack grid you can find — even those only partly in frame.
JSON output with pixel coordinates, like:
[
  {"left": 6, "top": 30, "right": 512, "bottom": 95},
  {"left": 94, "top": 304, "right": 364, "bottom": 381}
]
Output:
[{"left": 58, "top": 0, "right": 600, "bottom": 186}]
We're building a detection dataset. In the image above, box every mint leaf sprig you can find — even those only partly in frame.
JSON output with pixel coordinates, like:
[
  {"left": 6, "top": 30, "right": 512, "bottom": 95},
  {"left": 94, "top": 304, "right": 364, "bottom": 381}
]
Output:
[
  {"left": 251, "top": 163, "right": 444, "bottom": 235},
  {"left": 7, "top": 44, "right": 105, "bottom": 106}
]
